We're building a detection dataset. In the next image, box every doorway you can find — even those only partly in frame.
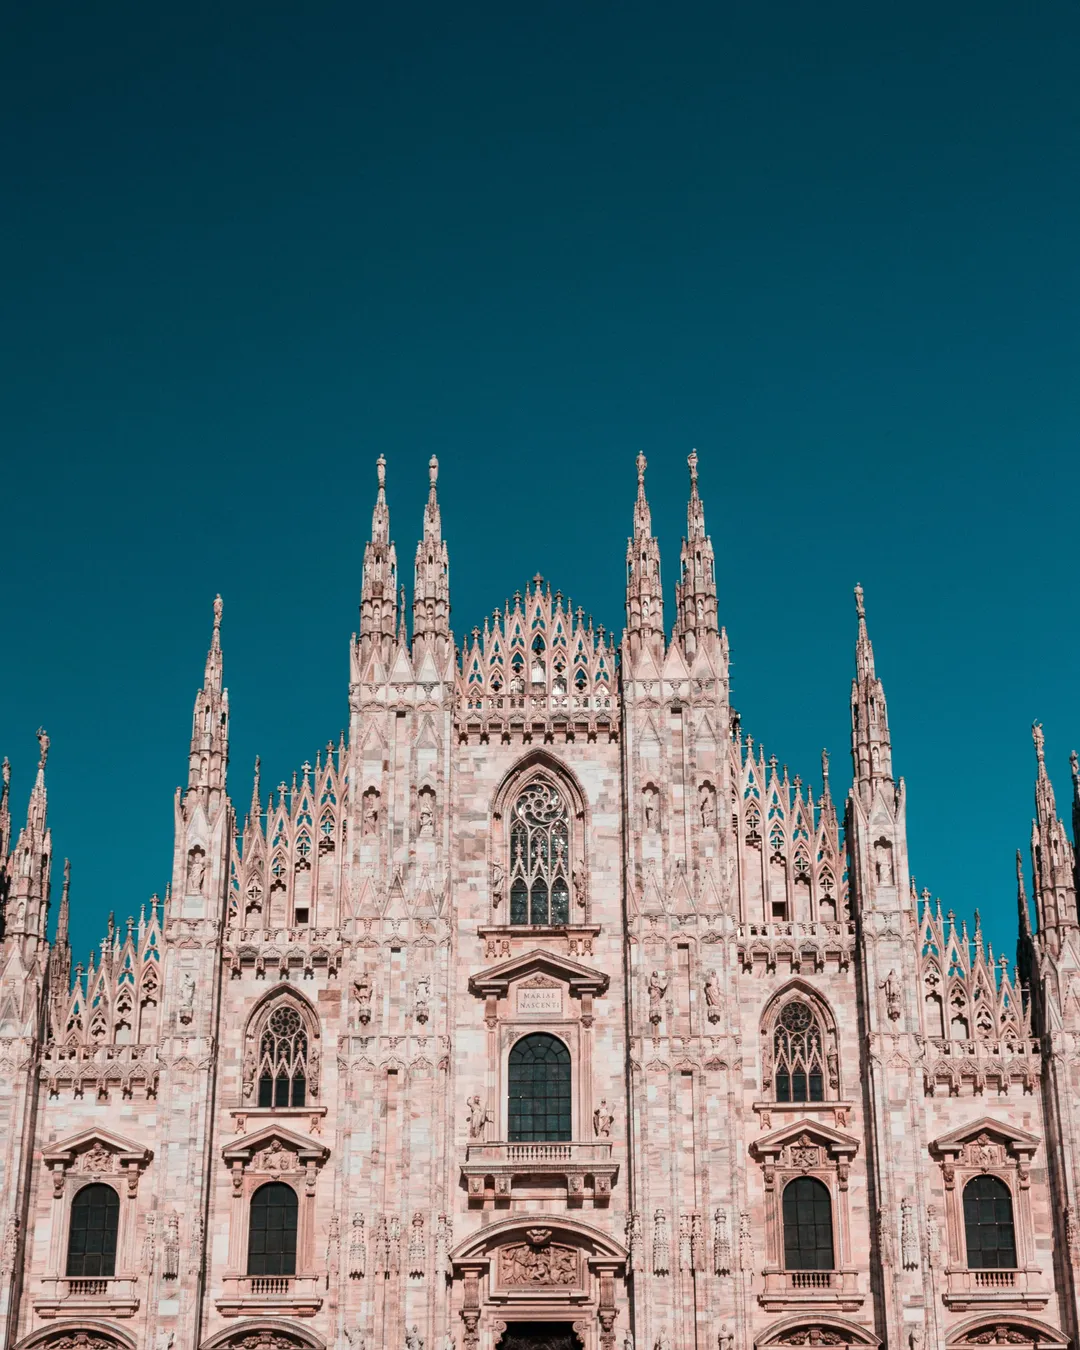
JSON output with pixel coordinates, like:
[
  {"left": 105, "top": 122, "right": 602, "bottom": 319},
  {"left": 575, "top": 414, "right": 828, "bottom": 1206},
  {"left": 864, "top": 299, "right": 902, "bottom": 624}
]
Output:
[{"left": 496, "top": 1323, "right": 583, "bottom": 1350}]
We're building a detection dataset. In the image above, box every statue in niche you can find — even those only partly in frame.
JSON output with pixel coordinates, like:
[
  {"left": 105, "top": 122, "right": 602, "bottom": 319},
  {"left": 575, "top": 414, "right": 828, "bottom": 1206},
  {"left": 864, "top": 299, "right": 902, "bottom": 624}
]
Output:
[
  {"left": 699, "top": 783, "right": 716, "bottom": 829},
  {"left": 880, "top": 969, "right": 902, "bottom": 1021},
  {"left": 875, "top": 838, "right": 894, "bottom": 885},
  {"left": 623, "top": 1335, "right": 634, "bottom": 1350},
  {"left": 647, "top": 971, "right": 667, "bottom": 1025},
  {"left": 405, "top": 1327, "right": 424, "bottom": 1350},
  {"left": 643, "top": 786, "right": 659, "bottom": 831},
  {"left": 354, "top": 973, "right": 373, "bottom": 1024},
  {"left": 417, "top": 788, "right": 435, "bottom": 838},
  {"left": 362, "top": 791, "right": 379, "bottom": 837},
  {"left": 717, "top": 1330, "right": 734, "bottom": 1350},
  {"left": 654, "top": 1334, "right": 671, "bottom": 1350},
  {"left": 414, "top": 978, "right": 430, "bottom": 1024},
  {"left": 490, "top": 860, "right": 505, "bottom": 908},
  {"left": 345, "top": 1332, "right": 366, "bottom": 1350},
  {"left": 179, "top": 972, "right": 196, "bottom": 1024},
  {"left": 186, "top": 849, "right": 206, "bottom": 895},
  {"left": 466, "top": 1095, "right": 492, "bottom": 1140},
  {"left": 573, "top": 868, "right": 586, "bottom": 909},
  {"left": 704, "top": 970, "right": 723, "bottom": 1023},
  {"left": 594, "top": 1100, "right": 615, "bottom": 1138}
]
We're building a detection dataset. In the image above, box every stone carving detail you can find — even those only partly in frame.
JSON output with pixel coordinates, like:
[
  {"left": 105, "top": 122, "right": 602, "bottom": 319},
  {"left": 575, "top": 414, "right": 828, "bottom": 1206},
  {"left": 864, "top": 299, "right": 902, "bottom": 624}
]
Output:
[
  {"left": 188, "top": 1213, "right": 204, "bottom": 1275},
  {"left": 405, "top": 1328, "right": 425, "bottom": 1350},
  {"left": 345, "top": 1332, "right": 366, "bottom": 1350},
  {"left": 407, "top": 1211, "right": 426, "bottom": 1277},
  {"left": 877, "top": 1206, "right": 895, "bottom": 1266},
  {"left": 924, "top": 1204, "right": 940, "bottom": 1263},
  {"left": 679, "top": 1213, "right": 692, "bottom": 1271},
  {"left": 955, "top": 1331, "right": 1037, "bottom": 1346},
  {"left": 901, "top": 1197, "right": 919, "bottom": 1270},
  {"left": 349, "top": 1212, "right": 366, "bottom": 1278},
  {"left": 355, "top": 972, "right": 373, "bottom": 1024},
  {"left": 362, "top": 788, "right": 380, "bottom": 836},
  {"left": 647, "top": 971, "right": 667, "bottom": 1026},
  {"left": 77, "top": 1141, "right": 116, "bottom": 1173},
  {"left": 775, "top": 1332, "right": 848, "bottom": 1346},
  {"left": 964, "top": 1134, "right": 1004, "bottom": 1169},
  {"left": 498, "top": 1241, "right": 578, "bottom": 1286},
  {"left": 654, "top": 1333, "right": 672, "bottom": 1350},
  {"left": 594, "top": 1099, "right": 615, "bottom": 1137},
  {"left": 466, "top": 1095, "right": 492, "bottom": 1140},
  {"left": 187, "top": 847, "right": 206, "bottom": 895},
  {"left": 879, "top": 969, "right": 901, "bottom": 1022},
  {"left": 374, "top": 1214, "right": 391, "bottom": 1274},
  {"left": 717, "top": 1329, "right": 734, "bottom": 1350},
  {"left": 141, "top": 1210, "right": 156, "bottom": 1273},
  {"left": 252, "top": 1139, "right": 297, "bottom": 1172},
  {"left": 704, "top": 970, "right": 723, "bottom": 1022},
  {"left": 179, "top": 971, "right": 196, "bottom": 1024},
  {"left": 1, "top": 1213, "right": 19, "bottom": 1276},
  {"left": 414, "top": 978, "right": 430, "bottom": 1024},
  {"left": 739, "top": 1209, "right": 754, "bottom": 1271},
  {"left": 652, "top": 1207, "right": 670, "bottom": 1275},
  {"left": 435, "top": 1212, "right": 452, "bottom": 1279},
  {"left": 163, "top": 1211, "right": 180, "bottom": 1279},
  {"left": 713, "top": 1206, "right": 732, "bottom": 1275},
  {"left": 34, "top": 1338, "right": 126, "bottom": 1350},
  {"left": 626, "top": 1208, "right": 643, "bottom": 1271}
]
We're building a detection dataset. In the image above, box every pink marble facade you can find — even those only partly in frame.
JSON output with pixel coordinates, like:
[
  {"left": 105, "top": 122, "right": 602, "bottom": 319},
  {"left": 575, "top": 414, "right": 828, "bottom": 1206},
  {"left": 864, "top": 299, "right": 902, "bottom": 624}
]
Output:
[{"left": 0, "top": 454, "right": 1078, "bottom": 1350}]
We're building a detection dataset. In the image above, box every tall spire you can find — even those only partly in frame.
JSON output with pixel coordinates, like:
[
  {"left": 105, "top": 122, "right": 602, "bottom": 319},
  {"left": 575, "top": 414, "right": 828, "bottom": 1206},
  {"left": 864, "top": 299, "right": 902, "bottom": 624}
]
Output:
[
  {"left": 674, "top": 450, "right": 718, "bottom": 658},
  {"left": 1030, "top": 722, "right": 1077, "bottom": 948},
  {"left": 624, "top": 453, "right": 665, "bottom": 661},
  {"left": 850, "top": 584, "right": 893, "bottom": 797},
  {"left": 1016, "top": 848, "right": 1033, "bottom": 941},
  {"left": 412, "top": 454, "right": 451, "bottom": 651},
  {"left": 187, "top": 596, "right": 230, "bottom": 796},
  {"left": 6, "top": 729, "right": 53, "bottom": 944},
  {"left": 1072, "top": 749, "right": 1080, "bottom": 892},
  {"left": 360, "top": 455, "right": 399, "bottom": 648}
]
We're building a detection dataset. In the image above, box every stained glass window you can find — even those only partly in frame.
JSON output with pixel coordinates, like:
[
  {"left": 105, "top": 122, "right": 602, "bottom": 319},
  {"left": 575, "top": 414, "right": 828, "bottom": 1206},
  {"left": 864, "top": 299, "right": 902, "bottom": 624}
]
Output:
[
  {"left": 782, "top": 1177, "right": 834, "bottom": 1270},
  {"left": 963, "top": 1176, "right": 1017, "bottom": 1269},
  {"left": 247, "top": 1181, "right": 298, "bottom": 1276},
  {"left": 774, "top": 1001, "right": 825, "bottom": 1103},
  {"left": 509, "top": 778, "right": 570, "bottom": 926},
  {"left": 66, "top": 1183, "right": 119, "bottom": 1278},
  {"left": 508, "top": 1033, "right": 571, "bottom": 1141},
  {"left": 258, "top": 1003, "right": 308, "bottom": 1108}
]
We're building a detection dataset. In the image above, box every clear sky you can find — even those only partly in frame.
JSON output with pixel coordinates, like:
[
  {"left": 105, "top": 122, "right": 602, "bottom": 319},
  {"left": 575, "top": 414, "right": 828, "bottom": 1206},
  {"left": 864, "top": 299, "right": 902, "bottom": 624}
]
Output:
[{"left": 2, "top": 1, "right": 1078, "bottom": 968}]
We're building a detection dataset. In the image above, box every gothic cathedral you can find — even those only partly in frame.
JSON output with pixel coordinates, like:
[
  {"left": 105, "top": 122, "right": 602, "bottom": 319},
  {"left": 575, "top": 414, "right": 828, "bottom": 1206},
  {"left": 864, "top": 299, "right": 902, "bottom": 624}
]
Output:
[{"left": 0, "top": 455, "right": 1077, "bottom": 1350}]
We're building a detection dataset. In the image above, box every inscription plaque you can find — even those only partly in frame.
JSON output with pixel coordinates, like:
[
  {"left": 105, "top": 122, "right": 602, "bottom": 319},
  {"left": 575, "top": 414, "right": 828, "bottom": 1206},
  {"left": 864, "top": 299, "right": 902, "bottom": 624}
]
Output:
[{"left": 517, "top": 986, "right": 564, "bottom": 1015}]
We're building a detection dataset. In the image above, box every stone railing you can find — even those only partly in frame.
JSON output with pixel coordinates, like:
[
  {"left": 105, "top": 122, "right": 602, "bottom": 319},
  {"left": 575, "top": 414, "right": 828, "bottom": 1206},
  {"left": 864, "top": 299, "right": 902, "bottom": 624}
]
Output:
[
  {"left": 759, "top": 1266, "right": 863, "bottom": 1312},
  {"left": 462, "top": 1140, "right": 618, "bottom": 1207},
  {"left": 942, "top": 1265, "right": 1047, "bottom": 1311}
]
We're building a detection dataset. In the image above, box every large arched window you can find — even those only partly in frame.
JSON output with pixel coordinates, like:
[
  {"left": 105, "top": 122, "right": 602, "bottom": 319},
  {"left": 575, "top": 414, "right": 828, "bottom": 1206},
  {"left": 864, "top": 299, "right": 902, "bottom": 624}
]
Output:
[
  {"left": 508, "top": 1033, "right": 571, "bottom": 1141},
  {"left": 774, "top": 1001, "right": 825, "bottom": 1103},
  {"left": 782, "top": 1177, "right": 834, "bottom": 1270},
  {"left": 509, "top": 777, "right": 571, "bottom": 926},
  {"left": 963, "top": 1175, "right": 1017, "bottom": 1269},
  {"left": 66, "top": 1183, "right": 120, "bottom": 1277},
  {"left": 257, "top": 1003, "right": 309, "bottom": 1107},
  {"left": 247, "top": 1181, "right": 298, "bottom": 1276}
]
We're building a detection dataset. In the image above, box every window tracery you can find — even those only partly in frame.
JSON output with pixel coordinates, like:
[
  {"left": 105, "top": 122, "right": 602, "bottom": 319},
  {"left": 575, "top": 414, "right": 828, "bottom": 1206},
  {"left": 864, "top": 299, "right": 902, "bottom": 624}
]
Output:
[
  {"left": 245, "top": 996, "right": 319, "bottom": 1108},
  {"left": 773, "top": 1002, "right": 826, "bottom": 1104},
  {"left": 508, "top": 777, "right": 571, "bottom": 925}
]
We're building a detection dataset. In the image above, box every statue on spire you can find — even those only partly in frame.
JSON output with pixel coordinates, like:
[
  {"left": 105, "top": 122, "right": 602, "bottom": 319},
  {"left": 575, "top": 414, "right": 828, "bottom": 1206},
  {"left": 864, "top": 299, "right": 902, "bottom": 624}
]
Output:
[
  {"left": 674, "top": 449, "right": 718, "bottom": 658},
  {"left": 360, "top": 456, "right": 399, "bottom": 648},
  {"left": 413, "top": 454, "right": 451, "bottom": 652},
  {"left": 187, "top": 596, "right": 230, "bottom": 797},
  {"left": 625, "top": 453, "right": 664, "bottom": 663}
]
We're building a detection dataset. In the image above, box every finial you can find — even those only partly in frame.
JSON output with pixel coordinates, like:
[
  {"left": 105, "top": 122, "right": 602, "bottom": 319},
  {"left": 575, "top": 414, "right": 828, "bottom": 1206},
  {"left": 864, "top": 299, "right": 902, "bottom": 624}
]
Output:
[
  {"left": 1070, "top": 749, "right": 1078, "bottom": 786},
  {"left": 213, "top": 594, "right": 223, "bottom": 629},
  {"left": 376, "top": 454, "right": 386, "bottom": 490},
  {"left": 854, "top": 584, "right": 865, "bottom": 620},
  {"left": 688, "top": 449, "right": 698, "bottom": 484},
  {"left": 821, "top": 748, "right": 830, "bottom": 786},
  {"left": 36, "top": 727, "right": 50, "bottom": 769},
  {"left": 2, "top": 756, "right": 9, "bottom": 788},
  {"left": 636, "top": 451, "right": 647, "bottom": 484},
  {"left": 429, "top": 454, "right": 438, "bottom": 487},
  {"left": 63, "top": 858, "right": 70, "bottom": 890},
  {"left": 1032, "top": 720, "right": 1045, "bottom": 764}
]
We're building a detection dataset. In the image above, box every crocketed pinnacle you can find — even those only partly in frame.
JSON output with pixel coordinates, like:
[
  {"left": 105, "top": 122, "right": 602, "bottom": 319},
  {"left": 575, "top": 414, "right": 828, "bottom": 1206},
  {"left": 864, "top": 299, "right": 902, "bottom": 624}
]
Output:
[
  {"left": 674, "top": 449, "right": 718, "bottom": 657},
  {"left": 360, "top": 455, "right": 399, "bottom": 646},
  {"left": 850, "top": 584, "right": 892, "bottom": 793},
  {"left": 187, "top": 597, "right": 229, "bottom": 795},
  {"left": 413, "top": 454, "right": 450, "bottom": 649},
  {"left": 1029, "top": 721, "right": 1077, "bottom": 945},
  {"left": 625, "top": 453, "right": 664, "bottom": 661}
]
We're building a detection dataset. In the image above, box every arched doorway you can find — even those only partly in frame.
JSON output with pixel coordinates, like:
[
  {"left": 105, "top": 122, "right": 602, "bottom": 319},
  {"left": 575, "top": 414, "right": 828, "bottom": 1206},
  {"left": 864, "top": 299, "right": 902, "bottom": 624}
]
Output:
[{"left": 497, "top": 1324, "right": 583, "bottom": 1350}]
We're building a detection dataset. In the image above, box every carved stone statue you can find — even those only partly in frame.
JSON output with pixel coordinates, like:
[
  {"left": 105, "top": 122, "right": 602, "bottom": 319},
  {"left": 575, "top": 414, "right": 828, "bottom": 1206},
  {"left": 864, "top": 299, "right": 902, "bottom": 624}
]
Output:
[
  {"left": 186, "top": 850, "right": 206, "bottom": 895},
  {"left": 623, "top": 1334, "right": 634, "bottom": 1350},
  {"left": 593, "top": 1100, "right": 615, "bottom": 1138},
  {"left": 647, "top": 971, "right": 667, "bottom": 1025},
  {"left": 699, "top": 782, "right": 716, "bottom": 829},
  {"left": 345, "top": 1331, "right": 366, "bottom": 1350},
  {"left": 704, "top": 970, "right": 722, "bottom": 1022},
  {"left": 907, "top": 1328, "right": 924, "bottom": 1350},
  {"left": 179, "top": 972, "right": 196, "bottom": 1024},
  {"left": 643, "top": 788, "right": 658, "bottom": 830},
  {"left": 880, "top": 969, "right": 902, "bottom": 1021},
  {"left": 573, "top": 868, "right": 586, "bottom": 908},
  {"left": 418, "top": 791, "right": 435, "bottom": 838},
  {"left": 490, "top": 860, "right": 505, "bottom": 907},
  {"left": 440, "top": 1337, "right": 455, "bottom": 1350},
  {"left": 405, "top": 1327, "right": 424, "bottom": 1350},
  {"left": 654, "top": 1333, "right": 672, "bottom": 1350},
  {"left": 414, "top": 978, "right": 430, "bottom": 1024},
  {"left": 466, "top": 1095, "right": 491, "bottom": 1140},
  {"left": 362, "top": 793, "right": 379, "bottom": 836},
  {"left": 717, "top": 1328, "right": 734, "bottom": 1350},
  {"left": 355, "top": 973, "right": 373, "bottom": 1024}
]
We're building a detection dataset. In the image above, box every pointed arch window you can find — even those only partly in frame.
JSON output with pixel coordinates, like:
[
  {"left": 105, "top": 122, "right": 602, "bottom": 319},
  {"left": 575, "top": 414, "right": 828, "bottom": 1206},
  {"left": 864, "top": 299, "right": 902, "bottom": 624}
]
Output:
[
  {"left": 508, "top": 1032, "right": 571, "bottom": 1141},
  {"left": 508, "top": 777, "right": 571, "bottom": 926},
  {"left": 66, "top": 1183, "right": 119, "bottom": 1277},
  {"left": 257, "top": 1004, "right": 308, "bottom": 1107},
  {"left": 782, "top": 1177, "right": 835, "bottom": 1270},
  {"left": 774, "top": 1001, "right": 825, "bottom": 1103},
  {"left": 963, "top": 1175, "right": 1017, "bottom": 1269}
]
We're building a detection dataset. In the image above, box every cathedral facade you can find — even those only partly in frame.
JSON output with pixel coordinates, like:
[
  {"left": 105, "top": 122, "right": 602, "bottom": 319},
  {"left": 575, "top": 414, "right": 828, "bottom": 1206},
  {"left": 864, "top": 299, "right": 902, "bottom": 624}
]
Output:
[{"left": 0, "top": 454, "right": 1078, "bottom": 1350}]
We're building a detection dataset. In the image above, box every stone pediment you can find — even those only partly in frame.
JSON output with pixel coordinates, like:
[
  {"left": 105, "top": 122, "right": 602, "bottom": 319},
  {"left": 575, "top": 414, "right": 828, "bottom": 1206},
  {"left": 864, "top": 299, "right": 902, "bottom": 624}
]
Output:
[
  {"left": 449, "top": 1213, "right": 627, "bottom": 1263},
  {"left": 468, "top": 949, "right": 609, "bottom": 999},
  {"left": 221, "top": 1123, "right": 330, "bottom": 1169},
  {"left": 755, "top": 1314, "right": 880, "bottom": 1347},
  {"left": 930, "top": 1116, "right": 1041, "bottom": 1160},
  {"left": 750, "top": 1118, "right": 860, "bottom": 1164},
  {"left": 42, "top": 1127, "right": 152, "bottom": 1173}
]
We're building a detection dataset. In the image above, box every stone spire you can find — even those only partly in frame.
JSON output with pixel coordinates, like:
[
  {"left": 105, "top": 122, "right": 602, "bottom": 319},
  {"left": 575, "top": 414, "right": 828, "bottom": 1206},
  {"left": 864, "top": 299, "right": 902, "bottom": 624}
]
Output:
[
  {"left": 674, "top": 450, "right": 718, "bottom": 658},
  {"left": 187, "top": 596, "right": 229, "bottom": 797},
  {"left": 1030, "top": 722, "right": 1077, "bottom": 948},
  {"left": 624, "top": 453, "right": 665, "bottom": 662},
  {"left": 850, "top": 584, "right": 893, "bottom": 799},
  {"left": 48, "top": 858, "right": 72, "bottom": 1017},
  {"left": 412, "top": 454, "right": 451, "bottom": 651},
  {"left": 1017, "top": 848, "right": 1033, "bottom": 941},
  {"left": 360, "top": 454, "right": 399, "bottom": 648},
  {"left": 6, "top": 729, "right": 53, "bottom": 944},
  {"left": 1072, "top": 749, "right": 1080, "bottom": 892}
]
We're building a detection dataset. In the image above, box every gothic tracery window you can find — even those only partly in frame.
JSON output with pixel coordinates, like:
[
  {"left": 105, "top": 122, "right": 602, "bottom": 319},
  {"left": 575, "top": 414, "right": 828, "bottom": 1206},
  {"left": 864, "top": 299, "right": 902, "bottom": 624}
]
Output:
[
  {"left": 258, "top": 1004, "right": 308, "bottom": 1107},
  {"left": 509, "top": 777, "right": 571, "bottom": 926},
  {"left": 774, "top": 1001, "right": 826, "bottom": 1103}
]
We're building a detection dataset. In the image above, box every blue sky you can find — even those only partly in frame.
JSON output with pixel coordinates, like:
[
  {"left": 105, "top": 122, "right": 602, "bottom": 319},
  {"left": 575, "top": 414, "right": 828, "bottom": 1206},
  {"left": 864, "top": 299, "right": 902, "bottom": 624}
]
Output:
[{"left": 2, "top": 1, "right": 1078, "bottom": 966}]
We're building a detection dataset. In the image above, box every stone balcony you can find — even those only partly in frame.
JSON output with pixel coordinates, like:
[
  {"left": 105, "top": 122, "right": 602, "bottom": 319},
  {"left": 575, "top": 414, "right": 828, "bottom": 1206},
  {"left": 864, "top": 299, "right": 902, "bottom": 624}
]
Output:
[
  {"left": 34, "top": 1275, "right": 140, "bottom": 1318},
  {"left": 462, "top": 1140, "right": 618, "bottom": 1207},
  {"left": 941, "top": 1265, "right": 1049, "bottom": 1311},
  {"left": 216, "top": 1273, "right": 323, "bottom": 1317},
  {"left": 758, "top": 1267, "right": 863, "bottom": 1312}
]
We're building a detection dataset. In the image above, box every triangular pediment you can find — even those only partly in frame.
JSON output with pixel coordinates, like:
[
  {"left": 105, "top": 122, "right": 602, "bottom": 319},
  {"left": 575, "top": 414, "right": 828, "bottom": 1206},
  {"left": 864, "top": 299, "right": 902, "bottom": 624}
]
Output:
[
  {"left": 750, "top": 1117, "right": 860, "bottom": 1161},
  {"left": 221, "top": 1122, "right": 330, "bottom": 1166},
  {"left": 930, "top": 1116, "right": 1041, "bottom": 1158},
  {"left": 468, "top": 948, "right": 609, "bottom": 998},
  {"left": 42, "top": 1126, "right": 152, "bottom": 1169}
]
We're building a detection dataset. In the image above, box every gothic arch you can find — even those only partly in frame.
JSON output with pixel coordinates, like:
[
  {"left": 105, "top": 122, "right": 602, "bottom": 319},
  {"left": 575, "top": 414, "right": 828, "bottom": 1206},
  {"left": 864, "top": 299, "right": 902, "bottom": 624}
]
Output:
[
  {"left": 759, "top": 980, "right": 841, "bottom": 1101},
  {"left": 449, "top": 1214, "right": 627, "bottom": 1262},
  {"left": 754, "top": 1314, "right": 879, "bottom": 1347},
  {"left": 200, "top": 1319, "right": 327, "bottom": 1350},
  {"left": 16, "top": 1323, "right": 137, "bottom": 1350},
  {"left": 241, "top": 987, "right": 321, "bottom": 1107},
  {"left": 491, "top": 749, "right": 589, "bottom": 824}
]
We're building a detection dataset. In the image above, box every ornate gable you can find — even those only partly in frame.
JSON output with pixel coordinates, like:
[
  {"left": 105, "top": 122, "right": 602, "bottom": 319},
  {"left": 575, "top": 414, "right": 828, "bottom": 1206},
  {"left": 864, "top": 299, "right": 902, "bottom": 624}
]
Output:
[
  {"left": 41, "top": 1127, "right": 152, "bottom": 1197},
  {"left": 468, "top": 949, "right": 609, "bottom": 999}
]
